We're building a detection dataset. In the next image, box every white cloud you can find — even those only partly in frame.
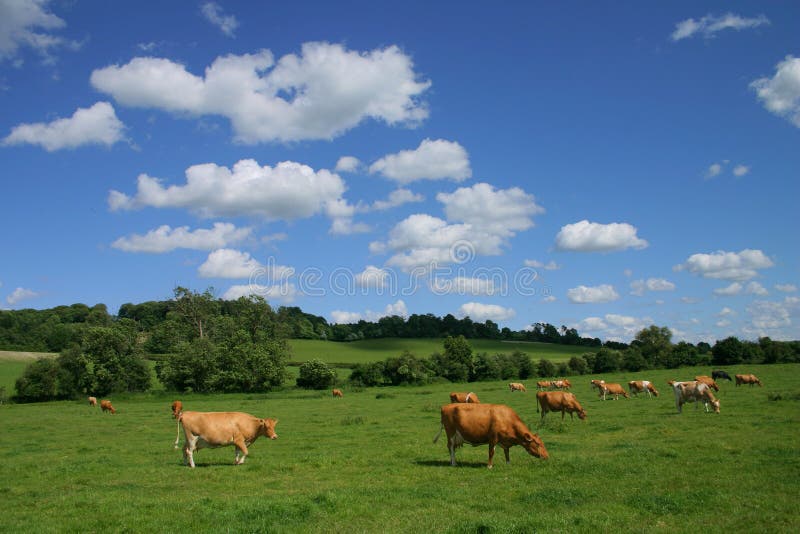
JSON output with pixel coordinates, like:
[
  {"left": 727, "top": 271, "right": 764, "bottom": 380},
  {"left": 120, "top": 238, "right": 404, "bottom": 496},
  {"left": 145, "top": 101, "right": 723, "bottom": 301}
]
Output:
[
  {"left": 325, "top": 198, "right": 370, "bottom": 235},
  {"left": 0, "top": 0, "right": 79, "bottom": 64},
  {"left": 6, "top": 287, "right": 39, "bottom": 306},
  {"left": 355, "top": 266, "right": 389, "bottom": 289},
  {"left": 733, "top": 165, "right": 750, "bottom": 177},
  {"left": 335, "top": 156, "right": 361, "bottom": 173},
  {"left": 744, "top": 297, "right": 800, "bottom": 339},
  {"left": 200, "top": 2, "right": 238, "bottom": 37},
  {"left": 222, "top": 282, "right": 297, "bottom": 304},
  {"left": 714, "top": 282, "right": 743, "bottom": 296},
  {"left": 671, "top": 13, "right": 769, "bottom": 41},
  {"left": 575, "top": 313, "right": 654, "bottom": 342},
  {"left": 437, "top": 182, "right": 544, "bottom": 236},
  {"left": 91, "top": 42, "right": 431, "bottom": 143},
  {"left": 369, "top": 139, "right": 470, "bottom": 183},
  {"left": 111, "top": 223, "right": 251, "bottom": 253},
  {"left": 109, "top": 159, "right": 346, "bottom": 222},
  {"left": 567, "top": 284, "right": 620, "bottom": 304},
  {"left": 2, "top": 102, "right": 125, "bottom": 151},
  {"left": 775, "top": 284, "right": 798, "bottom": 293},
  {"left": 705, "top": 163, "right": 723, "bottom": 179},
  {"left": 750, "top": 56, "right": 800, "bottom": 128},
  {"left": 457, "top": 302, "right": 515, "bottom": 322},
  {"left": 718, "top": 307, "right": 736, "bottom": 316},
  {"left": 675, "top": 249, "right": 774, "bottom": 281},
  {"left": 630, "top": 278, "right": 676, "bottom": 296},
  {"left": 524, "top": 259, "right": 560, "bottom": 270},
  {"left": 370, "top": 188, "right": 424, "bottom": 211},
  {"left": 746, "top": 281, "right": 769, "bottom": 296},
  {"left": 330, "top": 299, "right": 408, "bottom": 324},
  {"left": 555, "top": 220, "right": 648, "bottom": 252},
  {"left": 198, "top": 249, "right": 263, "bottom": 279},
  {"left": 681, "top": 296, "right": 701, "bottom": 304},
  {"left": 543, "top": 295, "right": 557, "bottom": 303},
  {"left": 432, "top": 277, "right": 501, "bottom": 296}
]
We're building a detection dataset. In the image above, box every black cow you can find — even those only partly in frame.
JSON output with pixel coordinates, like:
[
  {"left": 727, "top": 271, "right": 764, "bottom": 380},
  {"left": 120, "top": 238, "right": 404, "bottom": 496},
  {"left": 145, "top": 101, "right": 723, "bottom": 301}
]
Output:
[{"left": 712, "top": 370, "right": 732, "bottom": 381}]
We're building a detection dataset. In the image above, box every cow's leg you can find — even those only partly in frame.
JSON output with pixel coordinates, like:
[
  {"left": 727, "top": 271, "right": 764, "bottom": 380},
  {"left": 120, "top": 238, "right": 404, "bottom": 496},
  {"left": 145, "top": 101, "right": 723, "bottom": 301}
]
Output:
[
  {"left": 233, "top": 437, "right": 248, "bottom": 465},
  {"left": 487, "top": 440, "right": 497, "bottom": 469},
  {"left": 184, "top": 436, "right": 198, "bottom": 468},
  {"left": 562, "top": 409, "right": 566, "bottom": 421},
  {"left": 503, "top": 446, "right": 511, "bottom": 464}
]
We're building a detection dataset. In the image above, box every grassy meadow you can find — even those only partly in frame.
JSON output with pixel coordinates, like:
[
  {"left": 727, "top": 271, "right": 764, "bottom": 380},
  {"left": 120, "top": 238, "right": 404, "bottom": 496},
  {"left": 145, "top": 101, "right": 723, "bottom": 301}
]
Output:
[{"left": 0, "top": 360, "right": 799, "bottom": 532}]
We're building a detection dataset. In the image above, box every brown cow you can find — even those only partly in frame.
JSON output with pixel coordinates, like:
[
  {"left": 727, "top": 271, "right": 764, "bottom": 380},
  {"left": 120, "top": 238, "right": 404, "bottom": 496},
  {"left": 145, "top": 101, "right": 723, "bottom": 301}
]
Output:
[
  {"left": 433, "top": 403, "right": 548, "bottom": 468},
  {"left": 599, "top": 383, "right": 629, "bottom": 400},
  {"left": 590, "top": 379, "right": 605, "bottom": 391},
  {"left": 628, "top": 380, "right": 659, "bottom": 398},
  {"left": 694, "top": 376, "right": 720, "bottom": 392},
  {"left": 509, "top": 382, "right": 527, "bottom": 392},
  {"left": 171, "top": 400, "right": 183, "bottom": 418},
  {"left": 178, "top": 411, "right": 278, "bottom": 468},
  {"left": 449, "top": 392, "right": 480, "bottom": 403},
  {"left": 735, "top": 374, "right": 763, "bottom": 387},
  {"left": 536, "top": 381, "right": 552, "bottom": 391},
  {"left": 551, "top": 379, "right": 572, "bottom": 390},
  {"left": 332, "top": 389, "right": 344, "bottom": 398},
  {"left": 673, "top": 381, "right": 720, "bottom": 413},
  {"left": 536, "top": 391, "right": 586, "bottom": 421},
  {"left": 100, "top": 400, "right": 116, "bottom": 414},
  {"left": 88, "top": 396, "right": 97, "bottom": 407}
]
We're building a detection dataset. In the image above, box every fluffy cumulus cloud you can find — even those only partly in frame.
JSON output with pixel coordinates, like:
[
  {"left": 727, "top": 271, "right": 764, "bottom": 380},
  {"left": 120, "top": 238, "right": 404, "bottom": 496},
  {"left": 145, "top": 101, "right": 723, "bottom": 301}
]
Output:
[
  {"left": 111, "top": 222, "right": 251, "bottom": 253},
  {"left": 222, "top": 282, "right": 297, "bottom": 304},
  {"left": 90, "top": 42, "right": 431, "bottom": 143},
  {"left": 325, "top": 198, "right": 370, "bottom": 235},
  {"left": 630, "top": 278, "right": 676, "bottom": 296},
  {"left": 567, "top": 284, "right": 620, "bottom": 304},
  {"left": 0, "top": 0, "right": 79, "bottom": 63},
  {"left": 750, "top": 56, "right": 800, "bottom": 128},
  {"left": 330, "top": 299, "right": 408, "bottom": 324},
  {"left": 775, "top": 284, "right": 798, "bottom": 293},
  {"left": 109, "top": 159, "right": 346, "bottom": 223},
  {"left": 2, "top": 102, "right": 125, "bottom": 151},
  {"left": 200, "top": 2, "right": 238, "bottom": 37},
  {"left": 575, "top": 313, "right": 654, "bottom": 342},
  {"left": 370, "top": 188, "right": 423, "bottom": 211},
  {"left": 457, "top": 302, "right": 515, "bottom": 322},
  {"left": 555, "top": 220, "right": 648, "bottom": 252},
  {"left": 713, "top": 281, "right": 770, "bottom": 297},
  {"left": 6, "top": 287, "right": 39, "bottom": 306},
  {"left": 733, "top": 165, "right": 750, "bottom": 177},
  {"left": 198, "top": 249, "right": 263, "bottom": 279},
  {"left": 335, "top": 156, "right": 361, "bottom": 173},
  {"left": 371, "top": 183, "right": 543, "bottom": 272},
  {"left": 355, "top": 266, "right": 390, "bottom": 289},
  {"left": 671, "top": 12, "right": 769, "bottom": 41},
  {"left": 369, "top": 139, "right": 471, "bottom": 183},
  {"left": 744, "top": 297, "right": 800, "bottom": 339},
  {"left": 675, "top": 249, "right": 774, "bottom": 281}
]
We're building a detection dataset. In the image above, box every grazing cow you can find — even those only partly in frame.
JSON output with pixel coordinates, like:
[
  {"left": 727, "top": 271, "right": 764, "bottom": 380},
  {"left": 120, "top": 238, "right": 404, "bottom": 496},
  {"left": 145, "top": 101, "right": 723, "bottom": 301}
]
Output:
[
  {"left": 599, "top": 383, "right": 629, "bottom": 400},
  {"left": 450, "top": 392, "right": 480, "bottom": 403},
  {"left": 735, "top": 374, "right": 763, "bottom": 387},
  {"left": 88, "top": 396, "right": 97, "bottom": 407},
  {"left": 536, "top": 381, "right": 552, "bottom": 391},
  {"left": 509, "top": 382, "right": 527, "bottom": 393},
  {"left": 590, "top": 379, "right": 605, "bottom": 391},
  {"left": 178, "top": 411, "right": 278, "bottom": 468},
  {"left": 100, "top": 400, "right": 116, "bottom": 414},
  {"left": 628, "top": 380, "right": 659, "bottom": 398},
  {"left": 536, "top": 391, "right": 586, "bottom": 421},
  {"left": 433, "top": 403, "right": 548, "bottom": 468},
  {"left": 694, "top": 376, "right": 720, "bottom": 392},
  {"left": 712, "top": 370, "right": 733, "bottom": 381},
  {"left": 332, "top": 389, "right": 344, "bottom": 398},
  {"left": 171, "top": 400, "right": 183, "bottom": 418},
  {"left": 673, "top": 381, "right": 720, "bottom": 414},
  {"left": 551, "top": 379, "right": 572, "bottom": 390}
]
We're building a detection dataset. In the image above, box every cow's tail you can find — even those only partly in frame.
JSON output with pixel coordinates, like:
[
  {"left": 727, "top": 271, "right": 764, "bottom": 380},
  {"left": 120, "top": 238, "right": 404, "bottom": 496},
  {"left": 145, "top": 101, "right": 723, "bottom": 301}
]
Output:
[{"left": 432, "top": 423, "right": 444, "bottom": 444}]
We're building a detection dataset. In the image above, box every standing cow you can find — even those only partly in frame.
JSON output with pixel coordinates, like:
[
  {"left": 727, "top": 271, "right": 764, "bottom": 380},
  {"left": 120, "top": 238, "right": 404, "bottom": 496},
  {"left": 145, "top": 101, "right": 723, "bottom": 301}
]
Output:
[
  {"left": 433, "top": 403, "right": 548, "bottom": 468},
  {"left": 449, "top": 392, "right": 480, "bottom": 403},
  {"left": 673, "top": 381, "right": 720, "bottom": 414},
  {"left": 628, "top": 381, "right": 659, "bottom": 398},
  {"left": 88, "top": 396, "right": 97, "bottom": 407},
  {"left": 100, "top": 400, "right": 116, "bottom": 414},
  {"left": 171, "top": 400, "right": 183, "bottom": 418},
  {"left": 735, "top": 374, "right": 763, "bottom": 387},
  {"left": 509, "top": 382, "right": 527, "bottom": 393},
  {"left": 332, "top": 389, "right": 344, "bottom": 398},
  {"left": 178, "top": 411, "right": 278, "bottom": 468},
  {"left": 712, "top": 370, "right": 733, "bottom": 381},
  {"left": 599, "top": 383, "right": 629, "bottom": 400}
]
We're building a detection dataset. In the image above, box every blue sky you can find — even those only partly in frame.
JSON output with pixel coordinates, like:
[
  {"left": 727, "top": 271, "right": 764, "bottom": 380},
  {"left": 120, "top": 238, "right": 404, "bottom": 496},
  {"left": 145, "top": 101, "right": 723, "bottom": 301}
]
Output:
[{"left": 1, "top": 1, "right": 798, "bottom": 343}]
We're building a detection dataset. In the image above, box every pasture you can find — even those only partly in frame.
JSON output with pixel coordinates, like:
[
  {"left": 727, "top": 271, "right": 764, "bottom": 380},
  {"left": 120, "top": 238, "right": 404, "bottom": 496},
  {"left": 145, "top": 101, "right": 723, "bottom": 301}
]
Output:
[{"left": 0, "top": 363, "right": 798, "bottom": 532}]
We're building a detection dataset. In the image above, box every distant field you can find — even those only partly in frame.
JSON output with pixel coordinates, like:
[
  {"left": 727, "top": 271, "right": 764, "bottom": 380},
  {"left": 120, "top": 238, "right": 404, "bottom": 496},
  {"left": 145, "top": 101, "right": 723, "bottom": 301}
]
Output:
[
  {"left": 0, "top": 351, "right": 56, "bottom": 394},
  {"left": 287, "top": 338, "right": 589, "bottom": 365},
  {"left": 0, "top": 363, "right": 797, "bottom": 532}
]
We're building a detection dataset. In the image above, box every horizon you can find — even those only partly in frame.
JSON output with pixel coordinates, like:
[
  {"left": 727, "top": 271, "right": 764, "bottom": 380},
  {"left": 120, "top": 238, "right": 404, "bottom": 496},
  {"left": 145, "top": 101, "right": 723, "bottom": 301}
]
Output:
[{"left": 1, "top": 1, "right": 798, "bottom": 344}]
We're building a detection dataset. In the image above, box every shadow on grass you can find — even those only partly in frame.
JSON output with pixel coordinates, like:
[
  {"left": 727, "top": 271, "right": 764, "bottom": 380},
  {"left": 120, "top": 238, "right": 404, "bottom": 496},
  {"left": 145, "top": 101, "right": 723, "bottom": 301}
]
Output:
[{"left": 414, "top": 459, "right": 488, "bottom": 469}]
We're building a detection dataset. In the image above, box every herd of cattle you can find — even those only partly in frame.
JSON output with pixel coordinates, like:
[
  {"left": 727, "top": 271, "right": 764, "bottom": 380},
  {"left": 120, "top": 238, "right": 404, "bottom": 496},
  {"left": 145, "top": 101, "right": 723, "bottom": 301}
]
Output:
[{"left": 85, "top": 370, "right": 763, "bottom": 469}]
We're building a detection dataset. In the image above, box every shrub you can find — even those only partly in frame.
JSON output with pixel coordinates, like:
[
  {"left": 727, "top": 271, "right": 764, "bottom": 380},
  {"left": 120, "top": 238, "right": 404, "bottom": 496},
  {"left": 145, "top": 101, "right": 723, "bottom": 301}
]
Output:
[{"left": 296, "top": 359, "right": 337, "bottom": 390}]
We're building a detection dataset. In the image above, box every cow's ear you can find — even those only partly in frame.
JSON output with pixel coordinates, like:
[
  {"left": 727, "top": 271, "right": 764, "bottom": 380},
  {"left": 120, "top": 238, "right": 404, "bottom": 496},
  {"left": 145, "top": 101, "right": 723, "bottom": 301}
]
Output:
[{"left": 523, "top": 432, "right": 534, "bottom": 442}]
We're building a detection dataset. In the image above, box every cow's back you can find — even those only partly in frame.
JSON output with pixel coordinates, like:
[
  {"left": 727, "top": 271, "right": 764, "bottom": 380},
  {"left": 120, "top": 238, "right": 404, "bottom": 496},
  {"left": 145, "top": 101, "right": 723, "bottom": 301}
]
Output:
[
  {"left": 442, "top": 403, "right": 518, "bottom": 443},
  {"left": 181, "top": 411, "right": 255, "bottom": 445}
]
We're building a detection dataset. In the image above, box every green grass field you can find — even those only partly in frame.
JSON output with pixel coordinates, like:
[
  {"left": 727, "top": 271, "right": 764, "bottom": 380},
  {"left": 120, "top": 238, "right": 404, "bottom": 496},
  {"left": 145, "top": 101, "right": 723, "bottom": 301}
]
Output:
[
  {"left": 0, "top": 361, "right": 798, "bottom": 532},
  {"left": 287, "top": 338, "right": 589, "bottom": 365}
]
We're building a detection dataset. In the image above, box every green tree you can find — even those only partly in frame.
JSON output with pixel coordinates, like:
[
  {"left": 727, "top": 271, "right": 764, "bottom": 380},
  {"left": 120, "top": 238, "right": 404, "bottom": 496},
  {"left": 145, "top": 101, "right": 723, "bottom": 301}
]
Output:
[
  {"left": 173, "top": 286, "right": 218, "bottom": 339},
  {"left": 634, "top": 325, "right": 673, "bottom": 368},
  {"left": 296, "top": 359, "right": 337, "bottom": 390},
  {"left": 431, "top": 335, "right": 474, "bottom": 382},
  {"left": 712, "top": 336, "right": 745, "bottom": 365}
]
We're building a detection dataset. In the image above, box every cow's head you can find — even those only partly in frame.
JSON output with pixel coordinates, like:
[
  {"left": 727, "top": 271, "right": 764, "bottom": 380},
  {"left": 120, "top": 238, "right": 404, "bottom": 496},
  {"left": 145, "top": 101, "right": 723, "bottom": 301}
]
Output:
[
  {"left": 522, "top": 432, "right": 549, "bottom": 459},
  {"left": 577, "top": 409, "right": 587, "bottom": 420},
  {"left": 711, "top": 400, "right": 721, "bottom": 414},
  {"left": 260, "top": 418, "right": 279, "bottom": 440}
]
